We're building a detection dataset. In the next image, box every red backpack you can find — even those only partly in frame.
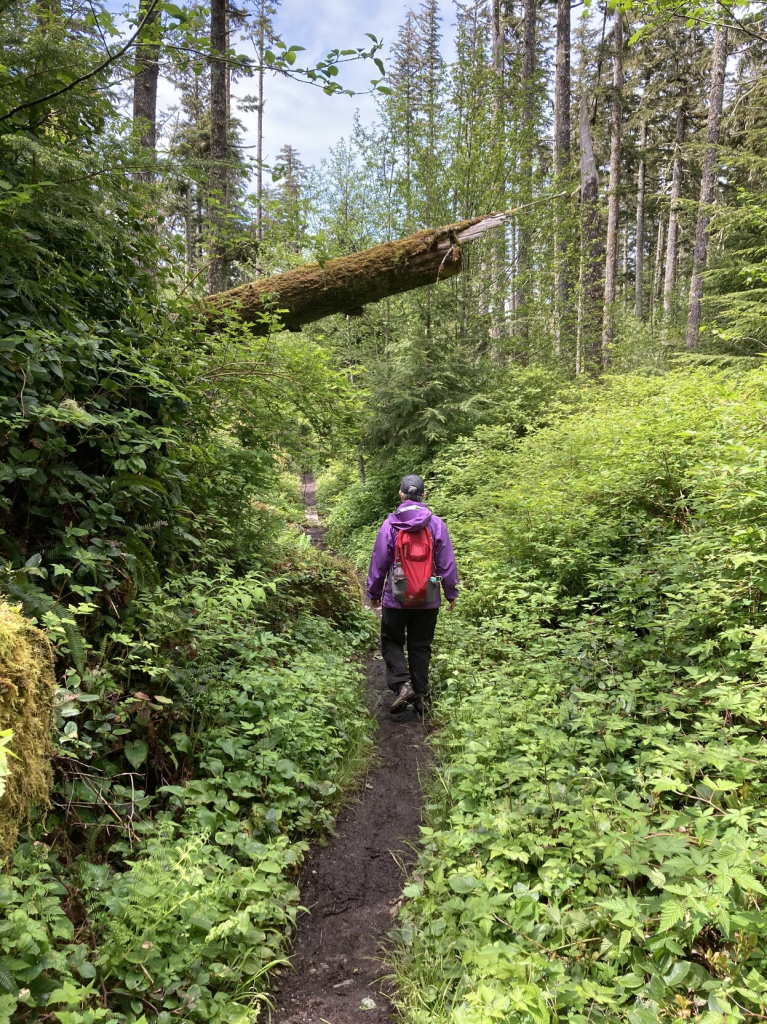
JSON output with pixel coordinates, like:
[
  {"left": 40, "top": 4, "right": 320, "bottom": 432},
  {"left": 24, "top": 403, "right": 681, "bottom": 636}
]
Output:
[{"left": 391, "top": 526, "right": 435, "bottom": 606}]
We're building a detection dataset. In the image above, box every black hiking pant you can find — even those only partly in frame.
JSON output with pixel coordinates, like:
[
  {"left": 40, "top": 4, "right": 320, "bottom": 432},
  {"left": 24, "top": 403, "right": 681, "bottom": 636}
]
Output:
[{"left": 380, "top": 606, "right": 440, "bottom": 696}]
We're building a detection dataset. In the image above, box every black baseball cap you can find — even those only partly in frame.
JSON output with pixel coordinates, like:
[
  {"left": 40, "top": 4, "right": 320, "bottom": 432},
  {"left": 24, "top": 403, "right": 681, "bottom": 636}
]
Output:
[{"left": 400, "top": 474, "right": 425, "bottom": 497}]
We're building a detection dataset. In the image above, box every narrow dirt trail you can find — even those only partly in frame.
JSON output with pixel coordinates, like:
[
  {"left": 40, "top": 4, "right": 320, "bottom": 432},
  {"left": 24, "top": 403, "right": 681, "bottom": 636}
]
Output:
[{"left": 269, "top": 475, "right": 428, "bottom": 1024}]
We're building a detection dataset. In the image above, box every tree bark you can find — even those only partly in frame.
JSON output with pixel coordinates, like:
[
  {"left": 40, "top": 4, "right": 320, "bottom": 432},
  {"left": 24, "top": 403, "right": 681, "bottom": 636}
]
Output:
[
  {"left": 635, "top": 122, "right": 647, "bottom": 319},
  {"left": 686, "top": 24, "right": 727, "bottom": 349},
  {"left": 255, "top": 0, "right": 269, "bottom": 242},
  {"left": 489, "top": 0, "right": 508, "bottom": 344},
  {"left": 205, "top": 213, "right": 511, "bottom": 333},
  {"left": 132, "top": 0, "right": 160, "bottom": 182},
  {"left": 663, "top": 97, "right": 686, "bottom": 316},
  {"left": 516, "top": 0, "right": 537, "bottom": 350},
  {"left": 208, "top": 0, "right": 229, "bottom": 294},
  {"left": 602, "top": 9, "right": 623, "bottom": 360},
  {"left": 553, "top": 0, "right": 571, "bottom": 357},
  {"left": 579, "top": 90, "right": 603, "bottom": 374},
  {"left": 652, "top": 212, "right": 665, "bottom": 314}
]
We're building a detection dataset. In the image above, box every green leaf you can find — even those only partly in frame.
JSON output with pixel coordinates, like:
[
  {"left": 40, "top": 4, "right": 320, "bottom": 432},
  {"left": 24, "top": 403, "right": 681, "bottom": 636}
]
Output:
[
  {"left": 124, "top": 740, "right": 148, "bottom": 769},
  {"left": 664, "top": 960, "right": 691, "bottom": 987},
  {"left": 659, "top": 900, "right": 686, "bottom": 932},
  {"left": 449, "top": 875, "right": 477, "bottom": 893}
]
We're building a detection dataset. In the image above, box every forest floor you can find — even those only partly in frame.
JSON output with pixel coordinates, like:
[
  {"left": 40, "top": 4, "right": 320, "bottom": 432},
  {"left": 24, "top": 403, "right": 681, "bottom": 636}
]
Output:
[{"left": 269, "top": 476, "right": 428, "bottom": 1024}]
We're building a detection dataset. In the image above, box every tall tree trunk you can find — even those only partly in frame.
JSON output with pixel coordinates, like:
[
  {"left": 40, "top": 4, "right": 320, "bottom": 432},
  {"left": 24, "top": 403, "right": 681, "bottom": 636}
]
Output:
[
  {"left": 516, "top": 0, "right": 536, "bottom": 353},
  {"left": 579, "top": 90, "right": 603, "bottom": 375},
  {"left": 663, "top": 97, "right": 687, "bottom": 316},
  {"left": 491, "top": 0, "right": 502, "bottom": 74},
  {"left": 635, "top": 122, "right": 647, "bottom": 319},
  {"left": 553, "top": 0, "right": 571, "bottom": 357},
  {"left": 257, "top": 53, "right": 265, "bottom": 241},
  {"left": 602, "top": 9, "right": 623, "bottom": 362},
  {"left": 686, "top": 24, "right": 728, "bottom": 349},
  {"left": 132, "top": 0, "right": 160, "bottom": 182},
  {"left": 185, "top": 184, "right": 194, "bottom": 269},
  {"left": 256, "top": 0, "right": 264, "bottom": 241},
  {"left": 489, "top": 0, "right": 506, "bottom": 342},
  {"left": 652, "top": 212, "right": 665, "bottom": 315},
  {"left": 208, "top": 0, "right": 229, "bottom": 294},
  {"left": 622, "top": 229, "right": 629, "bottom": 305}
]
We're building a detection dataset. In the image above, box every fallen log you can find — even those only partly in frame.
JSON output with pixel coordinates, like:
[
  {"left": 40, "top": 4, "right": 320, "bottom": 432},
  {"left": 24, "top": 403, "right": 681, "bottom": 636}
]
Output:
[{"left": 204, "top": 211, "right": 511, "bottom": 333}]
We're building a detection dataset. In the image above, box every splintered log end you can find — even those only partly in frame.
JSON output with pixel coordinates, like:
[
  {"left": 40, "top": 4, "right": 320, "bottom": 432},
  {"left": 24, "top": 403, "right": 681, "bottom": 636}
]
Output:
[{"left": 205, "top": 212, "right": 509, "bottom": 333}]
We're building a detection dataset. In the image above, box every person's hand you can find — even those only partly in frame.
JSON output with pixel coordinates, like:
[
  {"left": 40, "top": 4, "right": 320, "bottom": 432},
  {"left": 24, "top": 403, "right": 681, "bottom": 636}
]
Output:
[
  {"left": 369, "top": 597, "right": 381, "bottom": 608},
  {"left": 448, "top": 599, "right": 457, "bottom": 611}
]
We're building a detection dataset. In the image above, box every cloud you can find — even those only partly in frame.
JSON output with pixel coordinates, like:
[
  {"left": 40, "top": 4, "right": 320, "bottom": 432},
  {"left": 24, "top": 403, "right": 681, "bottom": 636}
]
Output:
[{"left": 231, "top": 0, "right": 455, "bottom": 169}]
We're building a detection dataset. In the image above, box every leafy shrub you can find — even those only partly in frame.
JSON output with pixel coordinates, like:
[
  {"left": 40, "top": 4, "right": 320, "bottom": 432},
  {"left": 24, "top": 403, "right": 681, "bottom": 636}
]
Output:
[
  {"left": 4, "top": 531, "right": 375, "bottom": 1023},
  {"left": 384, "top": 366, "right": 767, "bottom": 1023}
]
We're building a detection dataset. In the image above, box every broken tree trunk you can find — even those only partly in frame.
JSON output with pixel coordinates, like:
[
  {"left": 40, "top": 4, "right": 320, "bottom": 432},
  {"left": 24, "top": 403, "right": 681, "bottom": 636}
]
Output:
[{"left": 204, "top": 213, "right": 511, "bottom": 334}]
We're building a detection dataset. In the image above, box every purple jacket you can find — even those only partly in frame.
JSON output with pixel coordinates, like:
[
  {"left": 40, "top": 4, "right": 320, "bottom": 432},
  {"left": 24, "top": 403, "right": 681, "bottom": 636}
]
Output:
[{"left": 367, "top": 501, "right": 459, "bottom": 609}]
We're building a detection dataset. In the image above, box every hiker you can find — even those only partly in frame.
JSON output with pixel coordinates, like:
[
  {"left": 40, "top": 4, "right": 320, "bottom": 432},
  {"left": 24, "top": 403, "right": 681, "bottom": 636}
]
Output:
[{"left": 367, "top": 474, "right": 458, "bottom": 714}]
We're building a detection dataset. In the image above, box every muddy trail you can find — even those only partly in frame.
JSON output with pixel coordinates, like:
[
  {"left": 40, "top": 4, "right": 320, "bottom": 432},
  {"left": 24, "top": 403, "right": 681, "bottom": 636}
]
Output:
[{"left": 269, "top": 475, "right": 428, "bottom": 1024}]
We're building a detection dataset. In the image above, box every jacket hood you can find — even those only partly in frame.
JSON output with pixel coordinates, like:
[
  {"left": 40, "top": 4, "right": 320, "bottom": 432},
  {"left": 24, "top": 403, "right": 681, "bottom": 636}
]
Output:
[{"left": 389, "top": 501, "right": 433, "bottom": 532}]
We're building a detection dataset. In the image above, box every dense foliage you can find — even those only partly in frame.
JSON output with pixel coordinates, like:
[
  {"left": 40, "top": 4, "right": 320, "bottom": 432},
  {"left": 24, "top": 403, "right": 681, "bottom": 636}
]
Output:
[
  {"left": 323, "top": 365, "right": 767, "bottom": 1022},
  {"left": 0, "top": 5, "right": 375, "bottom": 1022},
  {"left": 1, "top": 549, "right": 373, "bottom": 1022},
  {"left": 5, "top": 0, "right": 767, "bottom": 1022}
]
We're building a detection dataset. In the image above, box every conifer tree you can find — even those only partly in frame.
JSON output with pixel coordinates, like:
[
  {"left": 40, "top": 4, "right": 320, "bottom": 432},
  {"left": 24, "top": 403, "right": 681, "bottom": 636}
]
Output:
[
  {"left": 253, "top": 0, "right": 280, "bottom": 241},
  {"left": 686, "top": 22, "right": 728, "bottom": 348},
  {"left": 635, "top": 121, "right": 647, "bottom": 318},
  {"left": 602, "top": 9, "right": 624, "bottom": 360},
  {"left": 132, "top": 0, "right": 161, "bottom": 181},
  {"left": 208, "top": 0, "right": 229, "bottom": 293},
  {"left": 553, "top": 0, "right": 572, "bottom": 352}
]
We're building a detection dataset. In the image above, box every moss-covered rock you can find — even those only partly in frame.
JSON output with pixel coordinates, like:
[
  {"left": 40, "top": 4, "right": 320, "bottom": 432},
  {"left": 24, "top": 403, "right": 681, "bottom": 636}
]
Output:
[{"left": 0, "top": 602, "right": 55, "bottom": 857}]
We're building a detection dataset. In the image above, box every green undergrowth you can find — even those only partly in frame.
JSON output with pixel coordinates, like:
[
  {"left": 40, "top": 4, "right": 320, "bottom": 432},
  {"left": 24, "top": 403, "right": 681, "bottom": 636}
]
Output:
[
  {"left": 391, "top": 366, "right": 767, "bottom": 1023},
  {"left": 326, "top": 366, "right": 767, "bottom": 1023},
  {"left": 1, "top": 531, "right": 376, "bottom": 1024}
]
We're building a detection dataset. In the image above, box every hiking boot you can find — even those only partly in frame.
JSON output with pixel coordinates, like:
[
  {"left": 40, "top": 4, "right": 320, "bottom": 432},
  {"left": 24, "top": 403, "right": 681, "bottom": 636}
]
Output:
[
  {"left": 412, "top": 692, "right": 432, "bottom": 716},
  {"left": 390, "top": 681, "right": 416, "bottom": 714}
]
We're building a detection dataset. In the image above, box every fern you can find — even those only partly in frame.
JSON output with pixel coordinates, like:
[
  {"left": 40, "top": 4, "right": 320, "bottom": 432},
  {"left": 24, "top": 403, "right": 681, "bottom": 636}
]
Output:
[
  {"left": 113, "top": 473, "right": 168, "bottom": 495},
  {"left": 85, "top": 824, "right": 104, "bottom": 862},
  {"left": 1, "top": 574, "right": 87, "bottom": 674},
  {"left": 121, "top": 533, "right": 160, "bottom": 592},
  {"left": 135, "top": 519, "right": 170, "bottom": 535},
  {"left": 0, "top": 959, "right": 18, "bottom": 995},
  {"left": 0, "top": 532, "right": 26, "bottom": 568}
]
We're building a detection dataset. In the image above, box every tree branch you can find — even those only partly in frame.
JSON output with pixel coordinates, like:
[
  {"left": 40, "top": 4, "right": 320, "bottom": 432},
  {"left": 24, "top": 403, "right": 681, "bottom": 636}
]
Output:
[{"left": 0, "top": 0, "right": 162, "bottom": 124}]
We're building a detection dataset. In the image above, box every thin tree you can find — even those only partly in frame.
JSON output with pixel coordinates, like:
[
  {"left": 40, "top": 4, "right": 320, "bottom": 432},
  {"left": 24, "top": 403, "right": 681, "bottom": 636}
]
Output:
[
  {"left": 414, "top": 0, "right": 443, "bottom": 339},
  {"left": 579, "top": 89, "right": 603, "bottom": 374},
  {"left": 553, "top": 0, "right": 571, "bottom": 355},
  {"left": 253, "top": 0, "right": 279, "bottom": 241},
  {"left": 663, "top": 92, "right": 687, "bottom": 316},
  {"left": 516, "top": 0, "right": 537, "bottom": 350},
  {"left": 390, "top": 12, "right": 421, "bottom": 228},
  {"left": 602, "top": 8, "right": 623, "bottom": 361},
  {"left": 490, "top": 0, "right": 508, "bottom": 342},
  {"left": 686, "top": 23, "right": 728, "bottom": 349},
  {"left": 132, "top": 0, "right": 160, "bottom": 182},
  {"left": 208, "top": 0, "right": 229, "bottom": 293},
  {"left": 635, "top": 121, "right": 647, "bottom": 318},
  {"left": 652, "top": 208, "right": 665, "bottom": 315}
]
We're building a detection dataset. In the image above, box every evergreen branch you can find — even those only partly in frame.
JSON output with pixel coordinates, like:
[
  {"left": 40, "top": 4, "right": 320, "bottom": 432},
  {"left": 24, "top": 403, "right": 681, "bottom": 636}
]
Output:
[{"left": 0, "top": 0, "right": 162, "bottom": 124}]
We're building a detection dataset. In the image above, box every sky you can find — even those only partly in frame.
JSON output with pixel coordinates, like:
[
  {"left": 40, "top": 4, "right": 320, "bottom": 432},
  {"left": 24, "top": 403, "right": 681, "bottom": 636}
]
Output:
[{"left": 229, "top": 0, "right": 455, "bottom": 170}]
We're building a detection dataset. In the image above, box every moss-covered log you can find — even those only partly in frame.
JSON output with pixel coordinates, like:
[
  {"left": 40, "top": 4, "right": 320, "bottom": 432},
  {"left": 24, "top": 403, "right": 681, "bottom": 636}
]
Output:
[
  {"left": 0, "top": 602, "right": 55, "bottom": 858},
  {"left": 205, "top": 212, "right": 510, "bottom": 332}
]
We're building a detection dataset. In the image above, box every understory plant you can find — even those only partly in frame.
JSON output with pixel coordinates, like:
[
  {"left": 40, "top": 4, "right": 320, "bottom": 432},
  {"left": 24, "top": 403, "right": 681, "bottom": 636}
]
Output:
[
  {"left": 371, "top": 366, "right": 767, "bottom": 1024},
  {"left": 1, "top": 532, "right": 375, "bottom": 1024}
]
